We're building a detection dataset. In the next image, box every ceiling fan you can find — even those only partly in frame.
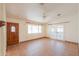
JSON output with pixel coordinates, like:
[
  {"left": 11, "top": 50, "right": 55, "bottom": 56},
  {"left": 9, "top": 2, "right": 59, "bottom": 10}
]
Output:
[{"left": 40, "top": 3, "right": 46, "bottom": 19}]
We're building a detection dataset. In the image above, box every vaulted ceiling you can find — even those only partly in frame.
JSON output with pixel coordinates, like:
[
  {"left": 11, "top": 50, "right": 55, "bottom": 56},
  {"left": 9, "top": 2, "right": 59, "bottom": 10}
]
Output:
[{"left": 6, "top": 3, "right": 79, "bottom": 23}]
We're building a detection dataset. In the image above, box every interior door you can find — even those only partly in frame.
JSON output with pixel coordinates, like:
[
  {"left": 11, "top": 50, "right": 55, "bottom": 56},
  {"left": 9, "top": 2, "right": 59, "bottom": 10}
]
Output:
[{"left": 7, "top": 22, "right": 19, "bottom": 46}]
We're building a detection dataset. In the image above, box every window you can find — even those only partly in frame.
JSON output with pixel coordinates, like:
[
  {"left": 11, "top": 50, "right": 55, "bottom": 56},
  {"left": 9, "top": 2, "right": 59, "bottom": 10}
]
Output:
[
  {"left": 57, "top": 27, "right": 64, "bottom": 32},
  {"left": 28, "top": 24, "right": 32, "bottom": 33},
  {"left": 38, "top": 25, "right": 42, "bottom": 33},
  {"left": 48, "top": 24, "right": 64, "bottom": 40},
  {"left": 11, "top": 26, "right": 16, "bottom": 32},
  {"left": 28, "top": 24, "right": 42, "bottom": 34}
]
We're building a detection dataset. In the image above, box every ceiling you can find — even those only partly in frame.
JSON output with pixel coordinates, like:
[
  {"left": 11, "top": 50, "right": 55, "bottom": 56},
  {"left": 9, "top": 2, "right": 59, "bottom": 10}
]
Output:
[{"left": 6, "top": 3, "right": 79, "bottom": 23}]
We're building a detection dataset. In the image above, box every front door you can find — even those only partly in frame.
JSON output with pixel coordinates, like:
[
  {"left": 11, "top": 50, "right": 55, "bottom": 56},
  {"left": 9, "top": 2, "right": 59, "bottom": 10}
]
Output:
[{"left": 7, "top": 22, "right": 19, "bottom": 46}]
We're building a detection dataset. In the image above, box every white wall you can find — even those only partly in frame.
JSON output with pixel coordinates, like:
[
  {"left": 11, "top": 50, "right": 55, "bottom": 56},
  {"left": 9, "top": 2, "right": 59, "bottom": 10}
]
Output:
[
  {"left": 78, "top": 6, "right": 79, "bottom": 44},
  {"left": 0, "top": 4, "right": 3, "bottom": 55},
  {"left": 0, "top": 4, "right": 6, "bottom": 56},
  {"left": 7, "top": 18, "right": 46, "bottom": 42},
  {"left": 64, "top": 16, "right": 78, "bottom": 43}
]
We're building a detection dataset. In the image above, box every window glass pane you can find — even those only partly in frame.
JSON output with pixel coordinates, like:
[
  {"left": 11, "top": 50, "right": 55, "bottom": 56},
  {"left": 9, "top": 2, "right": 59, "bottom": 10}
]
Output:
[
  {"left": 35, "top": 25, "right": 38, "bottom": 33},
  {"left": 51, "top": 27, "right": 55, "bottom": 32},
  {"left": 28, "top": 24, "right": 42, "bottom": 34},
  {"left": 11, "top": 26, "right": 16, "bottom": 32},
  {"left": 38, "top": 25, "right": 42, "bottom": 33},
  {"left": 32, "top": 25, "right": 38, "bottom": 33},
  {"left": 57, "top": 27, "right": 61, "bottom": 32},
  {"left": 57, "top": 27, "right": 64, "bottom": 32},
  {"left": 28, "top": 24, "right": 32, "bottom": 33}
]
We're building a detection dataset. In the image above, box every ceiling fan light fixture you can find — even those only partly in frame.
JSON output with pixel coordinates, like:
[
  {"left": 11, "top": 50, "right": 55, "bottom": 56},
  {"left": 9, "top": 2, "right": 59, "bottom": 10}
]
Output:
[
  {"left": 57, "top": 13, "right": 62, "bottom": 16},
  {"left": 40, "top": 3, "right": 44, "bottom": 6}
]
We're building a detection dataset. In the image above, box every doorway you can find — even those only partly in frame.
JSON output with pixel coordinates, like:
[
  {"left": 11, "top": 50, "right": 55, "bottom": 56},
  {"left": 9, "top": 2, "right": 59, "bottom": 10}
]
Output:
[{"left": 7, "top": 22, "right": 19, "bottom": 46}]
